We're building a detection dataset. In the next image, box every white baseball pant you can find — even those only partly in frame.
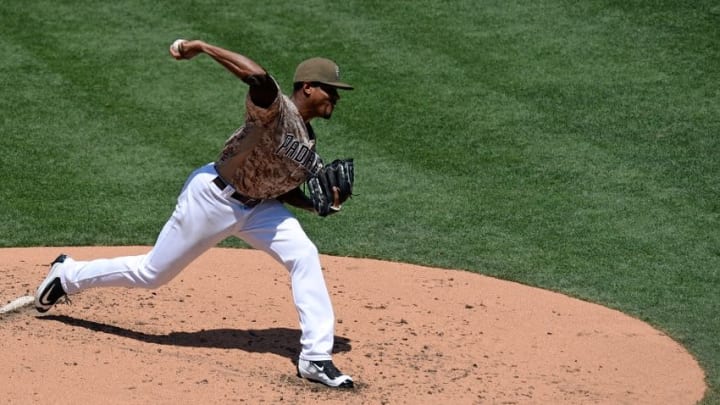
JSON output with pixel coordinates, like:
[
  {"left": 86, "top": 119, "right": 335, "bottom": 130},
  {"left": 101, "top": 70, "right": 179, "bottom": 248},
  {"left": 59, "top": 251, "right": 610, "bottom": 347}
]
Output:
[{"left": 56, "top": 163, "right": 336, "bottom": 361}]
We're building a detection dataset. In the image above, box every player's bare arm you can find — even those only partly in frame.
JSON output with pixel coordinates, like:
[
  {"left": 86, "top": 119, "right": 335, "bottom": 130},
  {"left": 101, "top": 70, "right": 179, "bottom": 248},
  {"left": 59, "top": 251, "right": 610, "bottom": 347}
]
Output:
[
  {"left": 276, "top": 187, "right": 315, "bottom": 212},
  {"left": 277, "top": 186, "right": 342, "bottom": 213},
  {"left": 170, "top": 39, "right": 263, "bottom": 78},
  {"left": 169, "top": 39, "right": 277, "bottom": 107}
]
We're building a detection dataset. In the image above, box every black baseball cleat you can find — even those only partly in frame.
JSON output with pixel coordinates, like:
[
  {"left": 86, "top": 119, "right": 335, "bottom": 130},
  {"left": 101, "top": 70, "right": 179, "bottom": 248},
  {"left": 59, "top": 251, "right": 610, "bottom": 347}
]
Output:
[
  {"left": 297, "top": 359, "right": 354, "bottom": 388},
  {"left": 34, "top": 254, "right": 70, "bottom": 313}
]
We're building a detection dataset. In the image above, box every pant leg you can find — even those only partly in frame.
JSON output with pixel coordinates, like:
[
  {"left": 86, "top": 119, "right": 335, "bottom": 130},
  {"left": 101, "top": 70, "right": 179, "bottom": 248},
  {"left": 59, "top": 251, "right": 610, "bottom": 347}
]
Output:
[
  {"left": 238, "top": 200, "right": 335, "bottom": 361},
  {"left": 61, "top": 164, "right": 244, "bottom": 294}
]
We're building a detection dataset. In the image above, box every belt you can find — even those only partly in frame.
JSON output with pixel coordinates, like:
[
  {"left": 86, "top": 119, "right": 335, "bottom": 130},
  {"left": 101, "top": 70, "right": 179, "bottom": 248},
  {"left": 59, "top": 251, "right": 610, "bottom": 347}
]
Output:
[{"left": 212, "top": 176, "right": 262, "bottom": 208}]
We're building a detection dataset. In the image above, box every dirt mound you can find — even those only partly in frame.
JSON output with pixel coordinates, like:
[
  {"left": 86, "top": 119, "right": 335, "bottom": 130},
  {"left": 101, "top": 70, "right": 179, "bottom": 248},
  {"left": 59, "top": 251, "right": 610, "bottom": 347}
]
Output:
[{"left": 0, "top": 246, "right": 706, "bottom": 404}]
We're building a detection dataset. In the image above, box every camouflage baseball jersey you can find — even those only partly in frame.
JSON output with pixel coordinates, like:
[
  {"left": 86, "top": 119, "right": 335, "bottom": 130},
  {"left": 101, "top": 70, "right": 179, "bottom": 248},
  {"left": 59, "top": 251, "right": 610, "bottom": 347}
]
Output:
[{"left": 216, "top": 81, "right": 323, "bottom": 199}]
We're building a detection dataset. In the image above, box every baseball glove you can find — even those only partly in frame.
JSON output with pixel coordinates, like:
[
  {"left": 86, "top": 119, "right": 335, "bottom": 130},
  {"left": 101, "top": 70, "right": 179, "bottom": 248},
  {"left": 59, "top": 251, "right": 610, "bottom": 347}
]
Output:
[{"left": 307, "top": 159, "right": 354, "bottom": 217}]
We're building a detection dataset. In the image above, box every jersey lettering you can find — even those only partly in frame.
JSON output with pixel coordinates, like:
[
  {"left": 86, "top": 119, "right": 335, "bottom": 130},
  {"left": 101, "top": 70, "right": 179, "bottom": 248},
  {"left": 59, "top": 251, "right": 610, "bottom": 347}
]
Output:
[
  {"left": 276, "top": 134, "right": 322, "bottom": 175},
  {"left": 217, "top": 91, "right": 321, "bottom": 199}
]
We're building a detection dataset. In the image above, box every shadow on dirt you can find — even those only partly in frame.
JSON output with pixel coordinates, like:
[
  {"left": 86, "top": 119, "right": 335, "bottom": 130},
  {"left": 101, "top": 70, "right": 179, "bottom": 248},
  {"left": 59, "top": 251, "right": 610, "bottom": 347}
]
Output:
[{"left": 38, "top": 315, "right": 351, "bottom": 360}]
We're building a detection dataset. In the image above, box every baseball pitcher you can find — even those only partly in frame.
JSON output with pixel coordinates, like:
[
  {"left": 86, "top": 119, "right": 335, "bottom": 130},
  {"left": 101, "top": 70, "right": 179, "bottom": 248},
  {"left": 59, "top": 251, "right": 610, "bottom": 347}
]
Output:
[{"left": 34, "top": 39, "right": 355, "bottom": 388}]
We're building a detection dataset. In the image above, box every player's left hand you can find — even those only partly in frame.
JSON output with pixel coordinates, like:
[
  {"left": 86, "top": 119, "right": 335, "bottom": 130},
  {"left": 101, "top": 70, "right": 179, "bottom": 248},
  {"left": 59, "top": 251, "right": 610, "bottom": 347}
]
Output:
[
  {"left": 331, "top": 186, "right": 341, "bottom": 211},
  {"left": 307, "top": 159, "right": 354, "bottom": 217}
]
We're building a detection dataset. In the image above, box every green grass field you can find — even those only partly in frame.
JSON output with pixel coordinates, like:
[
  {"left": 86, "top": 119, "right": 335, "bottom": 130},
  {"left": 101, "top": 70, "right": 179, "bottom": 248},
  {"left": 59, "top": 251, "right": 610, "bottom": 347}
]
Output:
[{"left": 1, "top": 0, "right": 718, "bottom": 402}]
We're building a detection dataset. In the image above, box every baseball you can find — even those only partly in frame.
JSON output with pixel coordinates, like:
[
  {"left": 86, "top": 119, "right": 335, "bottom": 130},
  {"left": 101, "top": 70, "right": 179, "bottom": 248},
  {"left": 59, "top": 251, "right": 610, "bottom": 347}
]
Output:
[{"left": 171, "top": 39, "right": 185, "bottom": 55}]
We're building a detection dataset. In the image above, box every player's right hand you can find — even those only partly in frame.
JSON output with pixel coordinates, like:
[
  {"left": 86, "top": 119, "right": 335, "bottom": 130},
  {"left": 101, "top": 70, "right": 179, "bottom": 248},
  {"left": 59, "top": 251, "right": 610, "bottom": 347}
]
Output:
[
  {"left": 169, "top": 39, "right": 186, "bottom": 60},
  {"left": 170, "top": 39, "right": 203, "bottom": 60}
]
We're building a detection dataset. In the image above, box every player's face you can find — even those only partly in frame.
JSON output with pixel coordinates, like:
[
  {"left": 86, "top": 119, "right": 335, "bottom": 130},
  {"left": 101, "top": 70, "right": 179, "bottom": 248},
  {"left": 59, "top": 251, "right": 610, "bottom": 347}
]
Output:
[{"left": 314, "top": 83, "right": 340, "bottom": 119}]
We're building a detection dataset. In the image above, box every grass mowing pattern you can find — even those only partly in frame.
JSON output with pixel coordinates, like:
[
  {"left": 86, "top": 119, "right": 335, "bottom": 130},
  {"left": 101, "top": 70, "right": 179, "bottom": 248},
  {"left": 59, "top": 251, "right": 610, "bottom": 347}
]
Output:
[{"left": 1, "top": 1, "right": 718, "bottom": 402}]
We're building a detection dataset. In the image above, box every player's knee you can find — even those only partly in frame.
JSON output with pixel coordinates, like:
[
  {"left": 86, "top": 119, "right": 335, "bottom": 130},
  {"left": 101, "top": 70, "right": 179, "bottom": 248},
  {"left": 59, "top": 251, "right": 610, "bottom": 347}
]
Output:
[
  {"left": 299, "top": 240, "right": 320, "bottom": 261},
  {"left": 285, "top": 240, "right": 320, "bottom": 270},
  {"left": 303, "top": 240, "right": 319, "bottom": 257},
  {"left": 136, "top": 265, "right": 175, "bottom": 289}
]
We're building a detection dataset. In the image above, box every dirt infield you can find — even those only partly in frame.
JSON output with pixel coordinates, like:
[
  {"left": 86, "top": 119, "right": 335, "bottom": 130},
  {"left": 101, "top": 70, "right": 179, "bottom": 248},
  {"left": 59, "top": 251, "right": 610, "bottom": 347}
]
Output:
[{"left": 0, "top": 246, "right": 706, "bottom": 404}]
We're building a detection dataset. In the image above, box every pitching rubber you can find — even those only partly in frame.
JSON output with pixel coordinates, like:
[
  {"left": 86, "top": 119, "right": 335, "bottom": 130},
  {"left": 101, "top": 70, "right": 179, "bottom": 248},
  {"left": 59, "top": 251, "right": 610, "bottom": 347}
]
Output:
[{"left": 0, "top": 295, "right": 34, "bottom": 315}]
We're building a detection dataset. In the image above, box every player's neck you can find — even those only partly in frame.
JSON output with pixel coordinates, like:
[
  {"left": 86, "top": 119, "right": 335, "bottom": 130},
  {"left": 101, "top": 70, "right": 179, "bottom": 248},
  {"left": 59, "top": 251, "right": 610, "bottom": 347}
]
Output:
[{"left": 291, "top": 93, "right": 316, "bottom": 123}]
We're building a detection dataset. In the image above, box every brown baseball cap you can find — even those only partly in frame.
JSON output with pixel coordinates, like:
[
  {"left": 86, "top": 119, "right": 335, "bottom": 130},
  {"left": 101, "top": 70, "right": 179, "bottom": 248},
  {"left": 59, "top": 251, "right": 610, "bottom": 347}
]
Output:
[{"left": 294, "top": 57, "right": 354, "bottom": 90}]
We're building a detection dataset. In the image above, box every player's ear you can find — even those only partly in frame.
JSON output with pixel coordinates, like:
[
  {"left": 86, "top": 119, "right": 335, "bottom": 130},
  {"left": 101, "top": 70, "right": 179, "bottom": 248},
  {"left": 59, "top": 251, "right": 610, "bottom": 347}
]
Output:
[
  {"left": 293, "top": 82, "right": 313, "bottom": 97},
  {"left": 302, "top": 82, "right": 314, "bottom": 96}
]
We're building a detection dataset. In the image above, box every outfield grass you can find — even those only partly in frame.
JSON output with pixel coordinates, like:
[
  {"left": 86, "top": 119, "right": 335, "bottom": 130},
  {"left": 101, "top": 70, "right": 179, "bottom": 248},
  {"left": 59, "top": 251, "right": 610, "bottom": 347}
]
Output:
[{"left": 1, "top": 1, "right": 718, "bottom": 402}]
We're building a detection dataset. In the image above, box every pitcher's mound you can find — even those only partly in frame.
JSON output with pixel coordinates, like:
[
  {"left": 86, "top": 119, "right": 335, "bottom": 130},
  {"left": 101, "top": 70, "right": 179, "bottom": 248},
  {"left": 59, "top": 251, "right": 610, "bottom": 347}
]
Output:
[{"left": 0, "top": 246, "right": 706, "bottom": 404}]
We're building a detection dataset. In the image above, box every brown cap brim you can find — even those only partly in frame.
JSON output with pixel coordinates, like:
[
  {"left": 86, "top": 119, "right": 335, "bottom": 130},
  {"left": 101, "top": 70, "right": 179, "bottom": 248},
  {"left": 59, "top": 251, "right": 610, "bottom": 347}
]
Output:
[{"left": 321, "top": 81, "right": 354, "bottom": 90}]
